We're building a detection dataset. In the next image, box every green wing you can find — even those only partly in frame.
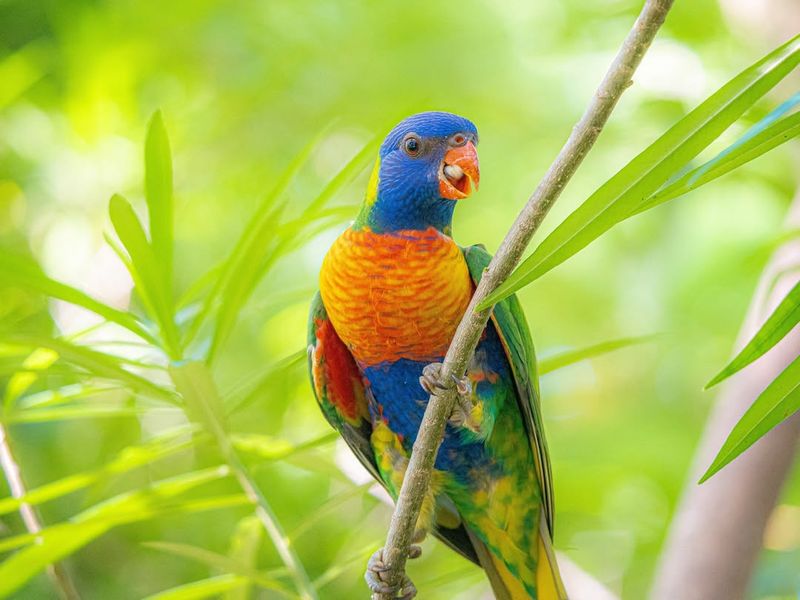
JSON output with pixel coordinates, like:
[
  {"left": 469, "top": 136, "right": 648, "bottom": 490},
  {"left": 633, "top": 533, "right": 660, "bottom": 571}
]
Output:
[
  {"left": 307, "top": 291, "right": 480, "bottom": 564},
  {"left": 462, "top": 245, "right": 555, "bottom": 536}
]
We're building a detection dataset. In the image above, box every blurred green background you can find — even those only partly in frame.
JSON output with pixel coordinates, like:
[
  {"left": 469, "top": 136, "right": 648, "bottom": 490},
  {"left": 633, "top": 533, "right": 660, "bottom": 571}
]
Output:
[{"left": 1, "top": 0, "right": 799, "bottom": 598}]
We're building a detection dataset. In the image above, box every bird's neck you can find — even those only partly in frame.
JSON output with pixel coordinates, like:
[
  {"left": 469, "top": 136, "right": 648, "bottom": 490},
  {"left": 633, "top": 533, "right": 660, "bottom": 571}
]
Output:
[{"left": 354, "top": 197, "right": 455, "bottom": 235}]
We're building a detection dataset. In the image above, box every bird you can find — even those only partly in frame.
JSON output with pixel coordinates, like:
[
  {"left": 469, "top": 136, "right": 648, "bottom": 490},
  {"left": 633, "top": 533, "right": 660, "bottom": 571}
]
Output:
[{"left": 307, "top": 111, "right": 565, "bottom": 600}]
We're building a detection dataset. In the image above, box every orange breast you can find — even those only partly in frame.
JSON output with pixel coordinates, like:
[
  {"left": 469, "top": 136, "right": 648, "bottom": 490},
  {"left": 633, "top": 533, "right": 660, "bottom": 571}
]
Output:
[{"left": 319, "top": 226, "right": 472, "bottom": 366}]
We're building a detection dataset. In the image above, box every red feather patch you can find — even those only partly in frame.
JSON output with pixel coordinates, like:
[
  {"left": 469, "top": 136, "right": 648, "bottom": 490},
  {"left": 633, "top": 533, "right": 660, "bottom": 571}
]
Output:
[{"left": 314, "top": 318, "right": 366, "bottom": 424}]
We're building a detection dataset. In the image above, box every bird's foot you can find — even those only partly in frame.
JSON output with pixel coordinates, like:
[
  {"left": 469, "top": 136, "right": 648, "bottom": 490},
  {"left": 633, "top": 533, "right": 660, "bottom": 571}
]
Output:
[
  {"left": 365, "top": 546, "right": 420, "bottom": 600},
  {"left": 419, "top": 363, "right": 449, "bottom": 396},
  {"left": 420, "top": 363, "right": 479, "bottom": 431}
]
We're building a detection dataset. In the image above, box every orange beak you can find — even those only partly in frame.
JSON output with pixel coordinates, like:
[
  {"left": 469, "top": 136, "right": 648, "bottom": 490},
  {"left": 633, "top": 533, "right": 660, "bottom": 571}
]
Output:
[{"left": 439, "top": 141, "right": 480, "bottom": 200}]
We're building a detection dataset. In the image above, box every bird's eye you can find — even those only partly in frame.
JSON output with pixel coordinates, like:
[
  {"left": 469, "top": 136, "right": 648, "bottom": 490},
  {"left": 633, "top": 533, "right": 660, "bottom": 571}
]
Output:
[
  {"left": 403, "top": 135, "right": 421, "bottom": 156},
  {"left": 452, "top": 134, "right": 466, "bottom": 146}
]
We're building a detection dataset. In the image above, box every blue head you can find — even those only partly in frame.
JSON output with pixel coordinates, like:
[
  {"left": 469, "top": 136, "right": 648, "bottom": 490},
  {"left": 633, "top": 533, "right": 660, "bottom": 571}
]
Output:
[{"left": 355, "top": 111, "right": 480, "bottom": 234}]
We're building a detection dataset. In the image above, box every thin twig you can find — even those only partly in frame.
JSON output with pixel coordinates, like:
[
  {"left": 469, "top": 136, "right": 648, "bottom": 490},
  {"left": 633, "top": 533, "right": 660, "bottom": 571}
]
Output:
[
  {"left": 0, "top": 424, "right": 81, "bottom": 600},
  {"left": 371, "top": 0, "right": 674, "bottom": 597}
]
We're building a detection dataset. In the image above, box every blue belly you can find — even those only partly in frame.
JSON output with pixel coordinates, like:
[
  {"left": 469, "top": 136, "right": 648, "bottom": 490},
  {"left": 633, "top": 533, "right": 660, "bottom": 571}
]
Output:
[{"left": 361, "top": 324, "right": 512, "bottom": 476}]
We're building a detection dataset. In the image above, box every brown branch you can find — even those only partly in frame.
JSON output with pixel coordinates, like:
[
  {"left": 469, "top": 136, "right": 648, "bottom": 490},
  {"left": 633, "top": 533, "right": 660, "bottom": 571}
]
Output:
[
  {"left": 0, "top": 424, "right": 81, "bottom": 600},
  {"left": 650, "top": 191, "right": 800, "bottom": 600},
  {"left": 371, "top": 0, "right": 675, "bottom": 597}
]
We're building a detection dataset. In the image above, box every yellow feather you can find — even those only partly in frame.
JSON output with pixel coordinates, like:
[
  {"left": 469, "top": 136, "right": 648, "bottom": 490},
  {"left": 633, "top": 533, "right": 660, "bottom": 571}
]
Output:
[{"left": 364, "top": 156, "right": 380, "bottom": 205}]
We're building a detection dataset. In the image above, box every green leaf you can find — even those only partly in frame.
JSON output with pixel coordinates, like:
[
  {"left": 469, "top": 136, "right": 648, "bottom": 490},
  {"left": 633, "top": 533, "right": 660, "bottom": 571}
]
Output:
[
  {"left": 143, "top": 575, "right": 250, "bottom": 600},
  {"left": 145, "top": 110, "right": 175, "bottom": 291},
  {"left": 479, "top": 35, "right": 800, "bottom": 309},
  {"left": 538, "top": 334, "right": 660, "bottom": 375},
  {"left": 231, "top": 432, "right": 338, "bottom": 462},
  {"left": 109, "top": 193, "right": 162, "bottom": 308},
  {"left": 0, "top": 467, "right": 237, "bottom": 596},
  {"left": 0, "top": 250, "right": 157, "bottom": 344},
  {"left": 3, "top": 347, "right": 59, "bottom": 410},
  {"left": 706, "top": 280, "right": 800, "bottom": 388},
  {"left": 143, "top": 541, "right": 289, "bottom": 594},
  {"left": 3, "top": 405, "right": 152, "bottom": 424},
  {"left": 16, "top": 383, "right": 123, "bottom": 410},
  {"left": 3, "top": 335, "right": 178, "bottom": 405},
  {"left": 109, "top": 194, "right": 180, "bottom": 357},
  {"left": 635, "top": 109, "right": 800, "bottom": 215},
  {"left": 700, "top": 354, "right": 800, "bottom": 483}
]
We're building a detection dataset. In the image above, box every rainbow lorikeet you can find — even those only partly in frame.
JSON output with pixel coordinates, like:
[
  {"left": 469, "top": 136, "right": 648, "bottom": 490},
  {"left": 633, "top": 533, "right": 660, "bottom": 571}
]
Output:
[{"left": 307, "top": 112, "right": 565, "bottom": 599}]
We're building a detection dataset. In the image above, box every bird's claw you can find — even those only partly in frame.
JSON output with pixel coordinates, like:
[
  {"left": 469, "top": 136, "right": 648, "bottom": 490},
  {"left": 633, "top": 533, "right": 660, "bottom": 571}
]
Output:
[
  {"left": 419, "top": 364, "right": 473, "bottom": 398},
  {"left": 419, "top": 363, "right": 448, "bottom": 395},
  {"left": 419, "top": 363, "right": 478, "bottom": 431},
  {"left": 365, "top": 546, "right": 420, "bottom": 599}
]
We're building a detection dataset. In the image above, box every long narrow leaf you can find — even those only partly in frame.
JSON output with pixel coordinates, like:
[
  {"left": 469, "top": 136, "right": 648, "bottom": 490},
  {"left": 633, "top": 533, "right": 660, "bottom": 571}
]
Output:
[
  {"left": 143, "top": 575, "right": 250, "bottom": 600},
  {"left": 3, "top": 405, "right": 154, "bottom": 424},
  {"left": 706, "top": 280, "right": 800, "bottom": 388},
  {"left": 3, "top": 347, "right": 59, "bottom": 410},
  {"left": 0, "top": 250, "right": 157, "bottom": 344},
  {"left": 480, "top": 35, "right": 800, "bottom": 308},
  {"left": 109, "top": 194, "right": 180, "bottom": 356},
  {"left": 3, "top": 335, "right": 178, "bottom": 404},
  {"left": 231, "top": 431, "right": 338, "bottom": 466},
  {"left": 145, "top": 110, "right": 175, "bottom": 292},
  {"left": 538, "top": 334, "right": 659, "bottom": 375},
  {"left": 635, "top": 109, "right": 800, "bottom": 214},
  {"left": 700, "top": 354, "right": 800, "bottom": 482},
  {"left": 16, "top": 383, "right": 124, "bottom": 410}
]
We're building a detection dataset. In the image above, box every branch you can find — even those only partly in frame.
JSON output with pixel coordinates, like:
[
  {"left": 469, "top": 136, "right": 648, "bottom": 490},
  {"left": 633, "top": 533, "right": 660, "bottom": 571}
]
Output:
[
  {"left": 650, "top": 189, "right": 800, "bottom": 600},
  {"left": 372, "top": 0, "right": 675, "bottom": 596},
  {"left": 0, "top": 424, "right": 81, "bottom": 600}
]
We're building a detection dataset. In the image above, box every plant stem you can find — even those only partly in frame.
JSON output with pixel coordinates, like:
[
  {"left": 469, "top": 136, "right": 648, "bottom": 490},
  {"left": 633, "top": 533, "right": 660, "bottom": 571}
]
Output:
[
  {"left": 371, "top": 0, "right": 675, "bottom": 597},
  {"left": 168, "top": 362, "right": 318, "bottom": 600},
  {"left": 0, "top": 424, "right": 81, "bottom": 600}
]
